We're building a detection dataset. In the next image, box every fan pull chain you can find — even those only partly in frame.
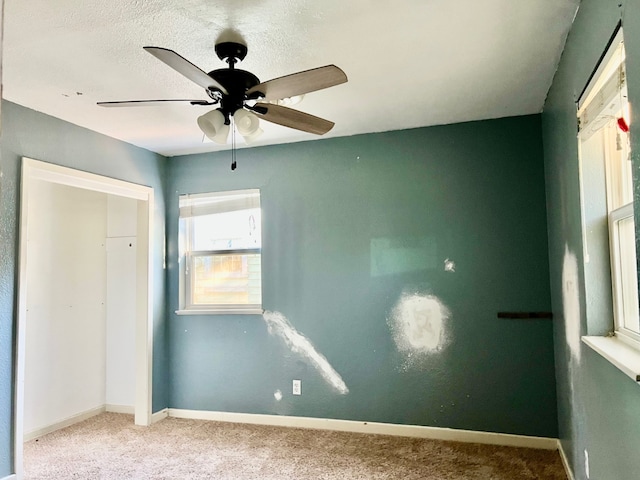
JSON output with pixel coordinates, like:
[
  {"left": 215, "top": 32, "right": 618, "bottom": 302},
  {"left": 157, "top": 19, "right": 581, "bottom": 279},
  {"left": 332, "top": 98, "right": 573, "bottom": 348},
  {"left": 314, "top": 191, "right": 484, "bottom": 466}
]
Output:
[{"left": 231, "top": 117, "right": 237, "bottom": 171}]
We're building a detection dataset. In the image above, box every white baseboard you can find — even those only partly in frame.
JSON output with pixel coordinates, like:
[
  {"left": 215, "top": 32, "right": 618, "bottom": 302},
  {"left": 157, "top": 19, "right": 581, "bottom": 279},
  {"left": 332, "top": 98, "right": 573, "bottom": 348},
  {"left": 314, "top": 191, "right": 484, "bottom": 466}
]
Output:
[
  {"left": 105, "top": 404, "right": 135, "bottom": 415},
  {"left": 24, "top": 404, "right": 135, "bottom": 442},
  {"left": 151, "top": 408, "right": 169, "bottom": 424},
  {"left": 1, "top": 474, "right": 18, "bottom": 480},
  {"left": 24, "top": 405, "right": 106, "bottom": 442},
  {"left": 168, "top": 409, "right": 558, "bottom": 450},
  {"left": 558, "top": 440, "right": 575, "bottom": 480}
]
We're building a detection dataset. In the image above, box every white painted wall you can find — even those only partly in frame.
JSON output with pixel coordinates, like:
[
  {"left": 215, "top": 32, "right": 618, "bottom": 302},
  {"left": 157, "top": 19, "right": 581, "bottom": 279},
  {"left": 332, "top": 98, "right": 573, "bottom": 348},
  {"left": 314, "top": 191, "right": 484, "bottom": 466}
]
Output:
[
  {"left": 105, "top": 195, "right": 138, "bottom": 409},
  {"left": 23, "top": 186, "right": 139, "bottom": 435},
  {"left": 24, "top": 181, "right": 108, "bottom": 434},
  {"left": 107, "top": 195, "right": 137, "bottom": 238}
]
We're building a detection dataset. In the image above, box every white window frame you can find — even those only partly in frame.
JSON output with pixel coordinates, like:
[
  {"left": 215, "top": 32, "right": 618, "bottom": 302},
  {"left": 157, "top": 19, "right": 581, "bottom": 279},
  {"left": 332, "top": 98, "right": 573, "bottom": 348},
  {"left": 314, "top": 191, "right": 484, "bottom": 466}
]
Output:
[
  {"left": 579, "top": 27, "right": 640, "bottom": 381},
  {"left": 609, "top": 203, "right": 640, "bottom": 344},
  {"left": 176, "top": 189, "right": 263, "bottom": 315}
]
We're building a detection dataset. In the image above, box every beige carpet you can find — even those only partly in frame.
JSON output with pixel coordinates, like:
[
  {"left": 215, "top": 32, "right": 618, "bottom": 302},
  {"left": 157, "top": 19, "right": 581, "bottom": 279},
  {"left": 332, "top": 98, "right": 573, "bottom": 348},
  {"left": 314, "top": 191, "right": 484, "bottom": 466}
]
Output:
[{"left": 23, "top": 413, "right": 567, "bottom": 479}]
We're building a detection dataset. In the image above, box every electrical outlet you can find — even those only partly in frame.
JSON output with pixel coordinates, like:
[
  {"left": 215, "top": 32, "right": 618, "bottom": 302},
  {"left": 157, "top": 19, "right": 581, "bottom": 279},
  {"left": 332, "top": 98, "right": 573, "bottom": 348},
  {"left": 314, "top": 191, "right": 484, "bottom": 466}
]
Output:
[{"left": 293, "top": 379, "right": 302, "bottom": 395}]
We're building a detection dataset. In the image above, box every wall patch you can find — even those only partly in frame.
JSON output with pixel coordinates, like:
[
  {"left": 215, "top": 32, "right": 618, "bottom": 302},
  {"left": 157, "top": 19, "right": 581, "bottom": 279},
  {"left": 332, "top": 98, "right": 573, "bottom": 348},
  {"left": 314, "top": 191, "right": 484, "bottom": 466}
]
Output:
[
  {"left": 263, "top": 311, "right": 349, "bottom": 395},
  {"left": 444, "top": 258, "right": 456, "bottom": 272},
  {"left": 562, "top": 245, "right": 581, "bottom": 362},
  {"left": 388, "top": 292, "right": 450, "bottom": 368}
]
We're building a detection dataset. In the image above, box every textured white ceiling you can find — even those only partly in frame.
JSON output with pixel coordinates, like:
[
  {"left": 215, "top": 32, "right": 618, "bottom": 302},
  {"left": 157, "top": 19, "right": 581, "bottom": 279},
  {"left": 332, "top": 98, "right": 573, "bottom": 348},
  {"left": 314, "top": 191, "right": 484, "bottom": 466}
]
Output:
[{"left": 3, "top": 0, "right": 579, "bottom": 157}]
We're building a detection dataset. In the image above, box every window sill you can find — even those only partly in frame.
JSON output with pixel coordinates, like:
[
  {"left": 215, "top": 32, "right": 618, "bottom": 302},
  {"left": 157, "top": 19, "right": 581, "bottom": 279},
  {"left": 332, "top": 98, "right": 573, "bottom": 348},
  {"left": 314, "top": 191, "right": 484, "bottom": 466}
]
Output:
[
  {"left": 176, "top": 308, "right": 264, "bottom": 316},
  {"left": 582, "top": 335, "right": 640, "bottom": 382}
]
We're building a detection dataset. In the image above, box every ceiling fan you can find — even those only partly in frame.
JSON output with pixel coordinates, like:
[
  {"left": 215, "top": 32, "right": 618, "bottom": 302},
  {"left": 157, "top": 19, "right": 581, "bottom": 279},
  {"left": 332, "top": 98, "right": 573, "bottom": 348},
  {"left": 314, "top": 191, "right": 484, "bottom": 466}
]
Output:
[{"left": 98, "top": 42, "right": 348, "bottom": 145}]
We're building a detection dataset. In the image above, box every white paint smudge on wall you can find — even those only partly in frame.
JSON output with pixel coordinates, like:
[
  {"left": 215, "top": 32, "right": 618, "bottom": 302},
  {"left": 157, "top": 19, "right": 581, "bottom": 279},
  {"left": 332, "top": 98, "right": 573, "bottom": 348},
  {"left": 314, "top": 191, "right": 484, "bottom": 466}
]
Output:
[
  {"left": 562, "top": 245, "right": 581, "bottom": 362},
  {"left": 444, "top": 258, "right": 456, "bottom": 272},
  {"left": 388, "top": 293, "right": 450, "bottom": 369},
  {"left": 263, "top": 311, "right": 349, "bottom": 395},
  {"left": 273, "top": 390, "right": 283, "bottom": 401}
]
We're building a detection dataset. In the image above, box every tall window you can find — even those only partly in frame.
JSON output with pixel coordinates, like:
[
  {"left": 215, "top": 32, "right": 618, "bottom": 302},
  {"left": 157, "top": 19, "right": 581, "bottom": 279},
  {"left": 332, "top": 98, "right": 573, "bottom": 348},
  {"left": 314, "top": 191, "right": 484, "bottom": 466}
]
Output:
[
  {"left": 578, "top": 29, "right": 639, "bottom": 344},
  {"left": 178, "top": 189, "right": 262, "bottom": 314}
]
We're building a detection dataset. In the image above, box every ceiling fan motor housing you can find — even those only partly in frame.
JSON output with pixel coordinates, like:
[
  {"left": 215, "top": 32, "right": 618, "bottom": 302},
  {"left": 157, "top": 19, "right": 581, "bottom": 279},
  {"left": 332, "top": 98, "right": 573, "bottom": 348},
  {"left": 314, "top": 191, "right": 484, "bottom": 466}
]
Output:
[{"left": 209, "top": 68, "right": 260, "bottom": 123}]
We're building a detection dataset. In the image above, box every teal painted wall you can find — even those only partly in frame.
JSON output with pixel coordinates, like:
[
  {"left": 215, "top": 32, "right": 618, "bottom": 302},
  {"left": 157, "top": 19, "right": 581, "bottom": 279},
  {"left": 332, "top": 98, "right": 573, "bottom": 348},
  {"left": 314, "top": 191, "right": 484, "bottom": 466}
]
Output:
[
  {"left": 542, "top": 0, "right": 640, "bottom": 478},
  {"left": 166, "top": 115, "right": 557, "bottom": 437},
  {"left": 0, "top": 100, "right": 168, "bottom": 476}
]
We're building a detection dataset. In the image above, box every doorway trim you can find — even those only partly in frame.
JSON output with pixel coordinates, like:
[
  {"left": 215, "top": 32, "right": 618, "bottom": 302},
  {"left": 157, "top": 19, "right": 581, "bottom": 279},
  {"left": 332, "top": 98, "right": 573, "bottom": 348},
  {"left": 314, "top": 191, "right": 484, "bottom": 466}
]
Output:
[{"left": 14, "top": 158, "right": 155, "bottom": 478}]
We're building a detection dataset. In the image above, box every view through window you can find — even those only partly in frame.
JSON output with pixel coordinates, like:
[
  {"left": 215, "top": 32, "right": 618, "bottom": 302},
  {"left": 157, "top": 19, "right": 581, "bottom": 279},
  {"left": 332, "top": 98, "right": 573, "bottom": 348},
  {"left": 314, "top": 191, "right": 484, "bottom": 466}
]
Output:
[{"left": 179, "top": 189, "right": 262, "bottom": 313}]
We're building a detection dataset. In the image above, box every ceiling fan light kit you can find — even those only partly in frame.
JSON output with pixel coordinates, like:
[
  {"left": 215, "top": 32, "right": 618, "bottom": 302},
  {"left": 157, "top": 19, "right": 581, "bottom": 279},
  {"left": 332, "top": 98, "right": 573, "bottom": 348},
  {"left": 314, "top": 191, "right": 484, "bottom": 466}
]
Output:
[
  {"left": 197, "top": 109, "right": 230, "bottom": 144},
  {"left": 272, "top": 95, "right": 304, "bottom": 106},
  {"left": 234, "top": 108, "right": 263, "bottom": 143},
  {"left": 98, "top": 41, "right": 348, "bottom": 145}
]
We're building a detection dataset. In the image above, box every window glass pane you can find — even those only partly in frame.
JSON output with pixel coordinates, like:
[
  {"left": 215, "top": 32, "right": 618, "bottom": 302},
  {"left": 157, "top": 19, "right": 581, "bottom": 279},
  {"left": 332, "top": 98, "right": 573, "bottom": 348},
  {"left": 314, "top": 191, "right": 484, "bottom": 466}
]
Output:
[
  {"left": 192, "top": 208, "right": 261, "bottom": 251},
  {"left": 617, "top": 215, "right": 640, "bottom": 334},
  {"left": 191, "top": 254, "right": 262, "bottom": 306}
]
